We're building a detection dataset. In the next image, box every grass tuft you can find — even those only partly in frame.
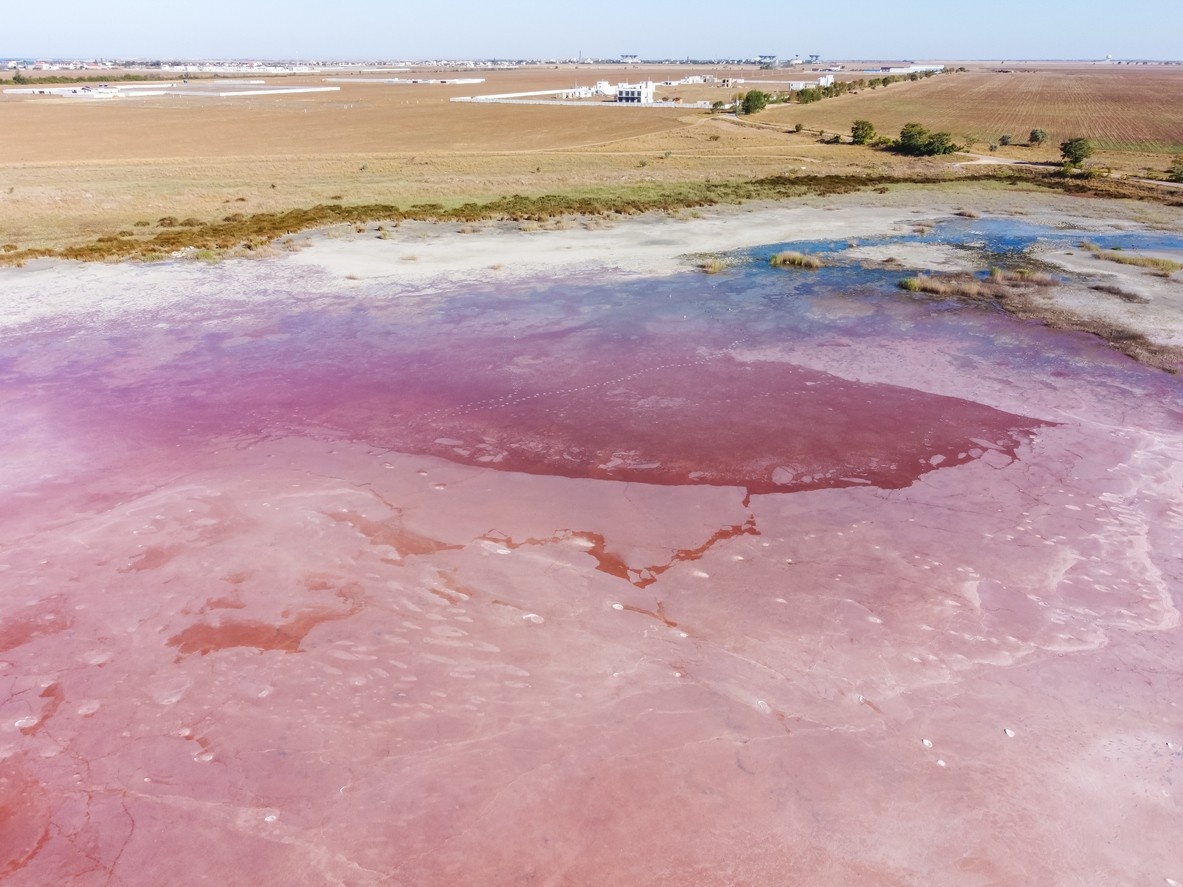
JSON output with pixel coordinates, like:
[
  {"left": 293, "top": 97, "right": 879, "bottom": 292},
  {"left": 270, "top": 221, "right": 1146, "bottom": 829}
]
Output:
[
  {"left": 770, "top": 250, "right": 824, "bottom": 269},
  {"left": 1092, "top": 250, "right": 1183, "bottom": 273},
  {"left": 988, "top": 267, "right": 1059, "bottom": 286}
]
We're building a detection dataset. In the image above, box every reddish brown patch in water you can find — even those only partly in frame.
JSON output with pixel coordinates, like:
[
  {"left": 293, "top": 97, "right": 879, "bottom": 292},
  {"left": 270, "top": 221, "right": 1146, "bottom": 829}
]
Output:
[
  {"left": 411, "top": 360, "right": 1042, "bottom": 494},
  {"left": 484, "top": 517, "right": 760, "bottom": 588},
  {"left": 203, "top": 593, "right": 246, "bottom": 611},
  {"left": 119, "top": 543, "right": 185, "bottom": 573},
  {"left": 17, "top": 683, "right": 65, "bottom": 737},
  {"left": 167, "top": 583, "right": 364, "bottom": 655},
  {"left": 327, "top": 511, "right": 462, "bottom": 559},
  {"left": 620, "top": 602, "right": 680, "bottom": 629},
  {"left": 0, "top": 598, "right": 72, "bottom": 654},
  {"left": 0, "top": 760, "right": 53, "bottom": 878}
]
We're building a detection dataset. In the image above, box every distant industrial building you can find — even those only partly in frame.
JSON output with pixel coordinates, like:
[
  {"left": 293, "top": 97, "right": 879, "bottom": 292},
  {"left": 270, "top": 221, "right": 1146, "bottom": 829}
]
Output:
[
  {"left": 720, "top": 74, "right": 834, "bottom": 90},
  {"left": 873, "top": 64, "right": 946, "bottom": 75}
]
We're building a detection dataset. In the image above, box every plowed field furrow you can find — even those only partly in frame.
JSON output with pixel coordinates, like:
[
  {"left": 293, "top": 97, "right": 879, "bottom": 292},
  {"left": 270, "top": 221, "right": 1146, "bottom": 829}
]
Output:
[{"left": 766, "top": 68, "right": 1183, "bottom": 152}]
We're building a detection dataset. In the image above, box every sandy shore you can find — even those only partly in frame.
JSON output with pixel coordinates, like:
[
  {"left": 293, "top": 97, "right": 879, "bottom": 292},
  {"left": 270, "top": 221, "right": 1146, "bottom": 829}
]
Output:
[{"left": 2, "top": 186, "right": 1181, "bottom": 362}]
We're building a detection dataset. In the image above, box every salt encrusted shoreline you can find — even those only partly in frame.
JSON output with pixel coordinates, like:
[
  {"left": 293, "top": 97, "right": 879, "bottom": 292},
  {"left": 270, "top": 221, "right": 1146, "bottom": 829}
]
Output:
[{"left": 2, "top": 188, "right": 1181, "bottom": 358}]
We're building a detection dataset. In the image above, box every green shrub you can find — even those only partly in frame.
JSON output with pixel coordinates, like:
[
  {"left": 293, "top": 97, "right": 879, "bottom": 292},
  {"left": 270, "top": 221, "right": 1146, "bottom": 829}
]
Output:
[
  {"left": 850, "top": 119, "right": 876, "bottom": 145},
  {"left": 1060, "top": 137, "right": 1094, "bottom": 168},
  {"left": 741, "top": 90, "right": 769, "bottom": 114}
]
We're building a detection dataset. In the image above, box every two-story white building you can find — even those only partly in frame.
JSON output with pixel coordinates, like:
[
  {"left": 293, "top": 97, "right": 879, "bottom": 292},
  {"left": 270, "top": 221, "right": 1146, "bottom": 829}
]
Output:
[{"left": 615, "top": 81, "right": 655, "bottom": 103}]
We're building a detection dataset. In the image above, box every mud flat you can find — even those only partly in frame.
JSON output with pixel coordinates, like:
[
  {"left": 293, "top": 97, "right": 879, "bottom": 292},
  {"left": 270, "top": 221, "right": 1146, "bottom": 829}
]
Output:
[{"left": 1, "top": 190, "right": 1182, "bottom": 885}]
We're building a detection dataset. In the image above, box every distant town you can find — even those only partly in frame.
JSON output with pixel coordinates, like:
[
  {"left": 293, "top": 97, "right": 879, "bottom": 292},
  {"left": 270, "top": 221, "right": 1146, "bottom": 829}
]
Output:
[{"left": 4, "top": 52, "right": 1180, "bottom": 76}]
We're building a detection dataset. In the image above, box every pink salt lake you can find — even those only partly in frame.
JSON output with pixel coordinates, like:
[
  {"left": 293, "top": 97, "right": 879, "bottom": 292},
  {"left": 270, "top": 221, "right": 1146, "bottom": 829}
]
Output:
[{"left": 1, "top": 241, "right": 1181, "bottom": 885}]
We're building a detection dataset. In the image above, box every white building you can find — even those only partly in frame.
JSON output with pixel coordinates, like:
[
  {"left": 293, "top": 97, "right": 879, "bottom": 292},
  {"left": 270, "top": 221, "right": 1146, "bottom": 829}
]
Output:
[
  {"left": 879, "top": 65, "right": 945, "bottom": 75},
  {"left": 615, "top": 81, "right": 655, "bottom": 103}
]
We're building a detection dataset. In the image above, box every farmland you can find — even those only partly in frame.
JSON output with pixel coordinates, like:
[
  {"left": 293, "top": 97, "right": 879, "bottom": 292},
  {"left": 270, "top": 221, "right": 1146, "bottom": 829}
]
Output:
[
  {"left": 764, "top": 64, "right": 1183, "bottom": 156},
  {"left": 2, "top": 62, "right": 1183, "bottom": 257}
]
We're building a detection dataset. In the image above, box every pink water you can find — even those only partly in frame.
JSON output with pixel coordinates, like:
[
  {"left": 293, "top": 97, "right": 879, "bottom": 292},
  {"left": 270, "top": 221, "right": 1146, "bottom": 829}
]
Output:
[{"left": 1, "top": 258, "right": 1181, "bottom": 885}]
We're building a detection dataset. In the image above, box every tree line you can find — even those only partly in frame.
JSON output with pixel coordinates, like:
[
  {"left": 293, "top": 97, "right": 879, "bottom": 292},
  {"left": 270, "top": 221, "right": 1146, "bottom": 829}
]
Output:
[
  {"left": 728, "top": 68, "right": 960, "bottom": 115},
  {"left": 846, "top": 119, "right": 1104, "bottom": 168},
  {"left": 8, "top": 71, "right": 168, "bottom": 86}
]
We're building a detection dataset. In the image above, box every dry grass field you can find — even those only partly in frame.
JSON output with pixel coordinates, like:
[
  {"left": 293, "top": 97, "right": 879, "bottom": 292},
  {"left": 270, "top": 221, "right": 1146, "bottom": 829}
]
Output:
[{"left": 2, "top": 63, "right": 1182, "bottom": 256}]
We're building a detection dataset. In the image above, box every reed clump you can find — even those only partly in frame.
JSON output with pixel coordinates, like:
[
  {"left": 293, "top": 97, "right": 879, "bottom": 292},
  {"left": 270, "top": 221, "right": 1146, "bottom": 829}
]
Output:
[
  {"left": 770, "top": 251, "right": 824, "bottom": 269},
  {"left": 898, "top": 274, "right": 986, "bottom": 298},
  {"left": 898, "top": 268, "right": 1060, "bottom": 300},
  {"left": 988, "top": 267, "right": 1059, "bottom": 286}
]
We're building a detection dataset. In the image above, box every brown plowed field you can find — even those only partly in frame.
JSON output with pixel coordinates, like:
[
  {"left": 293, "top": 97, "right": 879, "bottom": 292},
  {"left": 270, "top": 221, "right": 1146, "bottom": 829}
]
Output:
[{"left": 763, "top": 65, "right": 1183, "bottom": 154}]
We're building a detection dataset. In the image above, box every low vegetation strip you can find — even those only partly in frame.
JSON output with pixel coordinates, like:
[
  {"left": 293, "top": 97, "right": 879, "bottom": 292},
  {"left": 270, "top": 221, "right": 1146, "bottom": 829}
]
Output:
[
  {"left": 0, "top": 168, "right": 1177, "bottom": 267},
  {"left": 6, "top": 72, "right": 179, "bottom": 86},
  {"left": 1094, "top": 251, "right": 1183, "bottom": 274}
]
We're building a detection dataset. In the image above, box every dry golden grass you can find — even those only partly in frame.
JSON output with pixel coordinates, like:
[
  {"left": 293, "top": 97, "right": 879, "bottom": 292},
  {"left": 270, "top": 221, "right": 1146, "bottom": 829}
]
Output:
[
  {"left": 0, "top": 68, "right": 697, "bottom": 161},
  {"left": 770, "top": 250, "right": 824, "bottom": 269},
  {"left": 899, "top": 268, "right": 1058, "bottom": 298}
]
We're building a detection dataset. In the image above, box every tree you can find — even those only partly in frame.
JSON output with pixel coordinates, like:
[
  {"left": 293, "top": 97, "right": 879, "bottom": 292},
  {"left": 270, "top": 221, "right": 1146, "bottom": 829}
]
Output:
[
  {"left": 1029, "top": 128, "right": 1048, "bottom": 145},
  {"left": 1166, "top": 156, "right": 1183, "bottom": 183},
  {"left": 850, "top": 119, "right": 876, "bottom": 145},
  {"left": 1060, "top": 137, "right": 1093, "bottom": 167},
  {"left": 741, "top": 90, "right": 768, "bottom": 115},
  {"left": 892, "top": 123, "right": 959, "bottom": 157},
  {"left": 896, "top": 122, "right": 931, "bottom": 155},
  {"left": 924, "top": 132, "right": 958, "bottom": 155},
  {"left": 998, "top": 134, "right": 1012, "bottom": 146}
]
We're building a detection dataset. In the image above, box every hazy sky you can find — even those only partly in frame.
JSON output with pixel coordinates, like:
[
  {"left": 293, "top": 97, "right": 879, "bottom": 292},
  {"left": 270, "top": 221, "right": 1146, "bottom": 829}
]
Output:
[{"left": 6, "top": 0, "right": 1181, "bottom": 61}]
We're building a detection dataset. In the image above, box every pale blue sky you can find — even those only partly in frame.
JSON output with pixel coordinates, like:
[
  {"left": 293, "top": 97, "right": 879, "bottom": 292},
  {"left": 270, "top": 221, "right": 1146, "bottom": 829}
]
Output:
[{"left": 5, "top": 0, "right": 1180, "bottom": 61}]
